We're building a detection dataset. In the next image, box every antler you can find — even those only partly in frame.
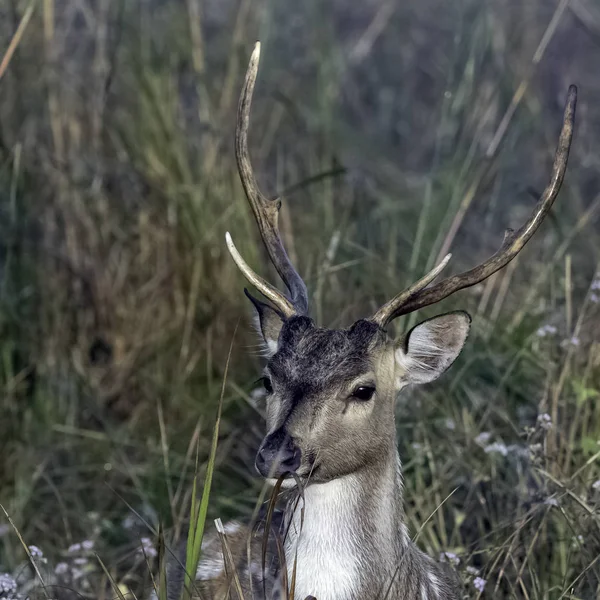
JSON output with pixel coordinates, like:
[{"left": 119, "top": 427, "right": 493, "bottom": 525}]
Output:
[
  {"left": 371, "top": 85, "right": 577, "bottom": 328},
  {"left": 226, "top": 42, "right": 309, "bottom": 318}
]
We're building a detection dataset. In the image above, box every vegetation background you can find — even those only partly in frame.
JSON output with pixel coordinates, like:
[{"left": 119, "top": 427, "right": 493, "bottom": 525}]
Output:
[{"left": 1, "top": 0, "right": 600, "bottom": 598}]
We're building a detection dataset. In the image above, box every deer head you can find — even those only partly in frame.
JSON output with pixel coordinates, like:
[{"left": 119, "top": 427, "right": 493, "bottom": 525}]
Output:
[{"left": 226, "top": 43, "right": 576, "bottom": 487}]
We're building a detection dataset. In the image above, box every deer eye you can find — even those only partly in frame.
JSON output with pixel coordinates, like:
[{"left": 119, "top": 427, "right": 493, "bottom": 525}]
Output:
[
  {"left": 262, "top": 377, "right": 273, "bottom": 394},
  {"left": 351, "top": 385, "right": 375, "bottom": 401}
]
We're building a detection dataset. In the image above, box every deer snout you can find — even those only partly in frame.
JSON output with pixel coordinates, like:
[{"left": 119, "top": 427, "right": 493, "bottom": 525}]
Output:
[{"left": 255, "top": 429, "right": 301, "bottom": 478}]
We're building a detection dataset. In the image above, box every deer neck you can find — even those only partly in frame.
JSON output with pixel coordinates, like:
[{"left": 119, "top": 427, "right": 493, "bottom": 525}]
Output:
[{"left": 283, "top": 447, "right": 408, "bottom": 600}]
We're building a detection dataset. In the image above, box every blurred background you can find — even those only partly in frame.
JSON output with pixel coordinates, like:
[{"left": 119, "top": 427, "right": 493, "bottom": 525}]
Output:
[{"left": 1, "top": 0, "right": 600, "bottom": 598}]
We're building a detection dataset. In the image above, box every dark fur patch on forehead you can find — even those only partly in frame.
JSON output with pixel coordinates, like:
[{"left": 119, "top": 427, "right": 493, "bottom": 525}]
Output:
[
  {"left": 278, "top": 316, "right": 315, "bottom": 348},
  {"left": 347, "top": 319, "right": 382, "bottom": 346},
  {"left": 268, "top": 318, "right": 384, "bottom": 390}
]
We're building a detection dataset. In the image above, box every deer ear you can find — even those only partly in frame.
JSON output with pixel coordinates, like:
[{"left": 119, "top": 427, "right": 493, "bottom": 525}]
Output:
[
  {"left": 244, "top": 289, "right": 285, "bottom": 357},
  {"left": 394, "top": 311, "right": 471, "bottom": 387}
]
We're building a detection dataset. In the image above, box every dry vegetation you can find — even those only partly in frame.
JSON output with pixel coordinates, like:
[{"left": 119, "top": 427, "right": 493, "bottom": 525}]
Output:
[{"left": 1, "top": 0, "right": 600, "bottom": 598}]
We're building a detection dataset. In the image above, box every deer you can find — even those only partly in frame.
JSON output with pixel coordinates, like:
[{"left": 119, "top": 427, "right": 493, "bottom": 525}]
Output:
[{"left": 159, "top": 43, "right": 576, "bottom": 600}]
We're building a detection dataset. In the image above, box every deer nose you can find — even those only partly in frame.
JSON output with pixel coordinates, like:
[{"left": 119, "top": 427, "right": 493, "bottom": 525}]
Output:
[{"left": 255, "top": 430, "right": 301, "bottom": 478}]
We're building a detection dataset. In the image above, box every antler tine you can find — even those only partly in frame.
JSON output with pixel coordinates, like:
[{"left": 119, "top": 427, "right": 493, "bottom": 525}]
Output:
[
  {"left": 230, "top": 42, "right": 309, "bottom": 316},
  {"left": 225, "top": 233, "right": 296, "bottom": 318},
  {"left": 371, "top": 85, "right": 577, "bottom": 328},
  {"left": 371, "top": 254, "right": 452, "bottom": 326}
]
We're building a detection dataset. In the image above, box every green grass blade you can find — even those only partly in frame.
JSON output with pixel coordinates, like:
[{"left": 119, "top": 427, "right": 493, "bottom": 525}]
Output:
[
  {"left": 157, "top": 524, "right": 168, "bottom": 600},
  {"left": 183, "top": 322, "right": 238, "bottom": 599}
]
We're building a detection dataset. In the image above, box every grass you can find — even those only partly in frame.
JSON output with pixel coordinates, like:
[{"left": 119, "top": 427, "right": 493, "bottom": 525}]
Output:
[{"left": 0, "top": 0, "right": 600, "bottom": 598}]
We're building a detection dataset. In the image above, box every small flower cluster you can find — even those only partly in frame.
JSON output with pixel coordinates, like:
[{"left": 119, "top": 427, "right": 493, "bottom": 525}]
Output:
[
  {"left": 56, "top": 539, "right": 97, "bottom": 587},
  {"left": 0, "top": 508, "right": 161, "bottom": 598},
  {"left": 1, "top": 548, "right": 50, "bottom": 599},
  {"left": 138, "top": 537, "right": 157, "bottom": 559},
  {"left": 0, "top": 538, "right": 101, "bottom": 598},
  {"left": 536, "top": 324, "right": 557, "bottom": 338},
  {"left": 571, "top": 534, "right": 584, "bottom": 550},
  {"left": 475, "top": 432, "right": 531, "bottom": 461},
  {"left": 483, "top": 441, "right": 509, "bottom": 457},
  {"left": 535, "top": 322, "right": 586, "bottom": 350},
  {"left": 464, "top": 564, "right": 486, "bottom": 593},
  {"left": 0, "top": 573, "right": 17, "bottom": 595},
  {"left": 444, "top": 418, "right": 456, "bottom": 431},
  {"left": 475, "top": 432, "right": 491, "bottom": 446},
  {"left": 439, "top": 553, "right": 486, "bottom": 595},
  {"left": 0, "top": 570, "right": 34, "bottom": 599},
  {"left": 544, "top": 496, "right": 560, "bottom": 508},
  {"left": 67, "top": 539, "right": 95, "bottom": 554},
  {"left": 27, "top": 546, "right": 45, "bottom": 563},
  {"left": 473, "top": 576, "right": 486, "bottom": 593},
  {"left": 536, "top": 413, "right": 552, "bottom": 431},
  {"left": 439, "top": 551, "right": 460, "bottom": 567},
  {"left": 560, "top": 336, "right": 580, "bottom": 349}
]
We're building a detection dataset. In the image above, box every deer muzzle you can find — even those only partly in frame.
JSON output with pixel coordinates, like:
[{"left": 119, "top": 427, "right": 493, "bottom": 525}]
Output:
[{"left": 255, "top": 429, "right": 302, "bottom": 478}]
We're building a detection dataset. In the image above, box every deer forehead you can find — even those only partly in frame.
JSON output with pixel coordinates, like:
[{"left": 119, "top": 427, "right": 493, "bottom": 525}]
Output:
[{"left": 267, "top": 318, "right": 388, "bottom": 387}]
